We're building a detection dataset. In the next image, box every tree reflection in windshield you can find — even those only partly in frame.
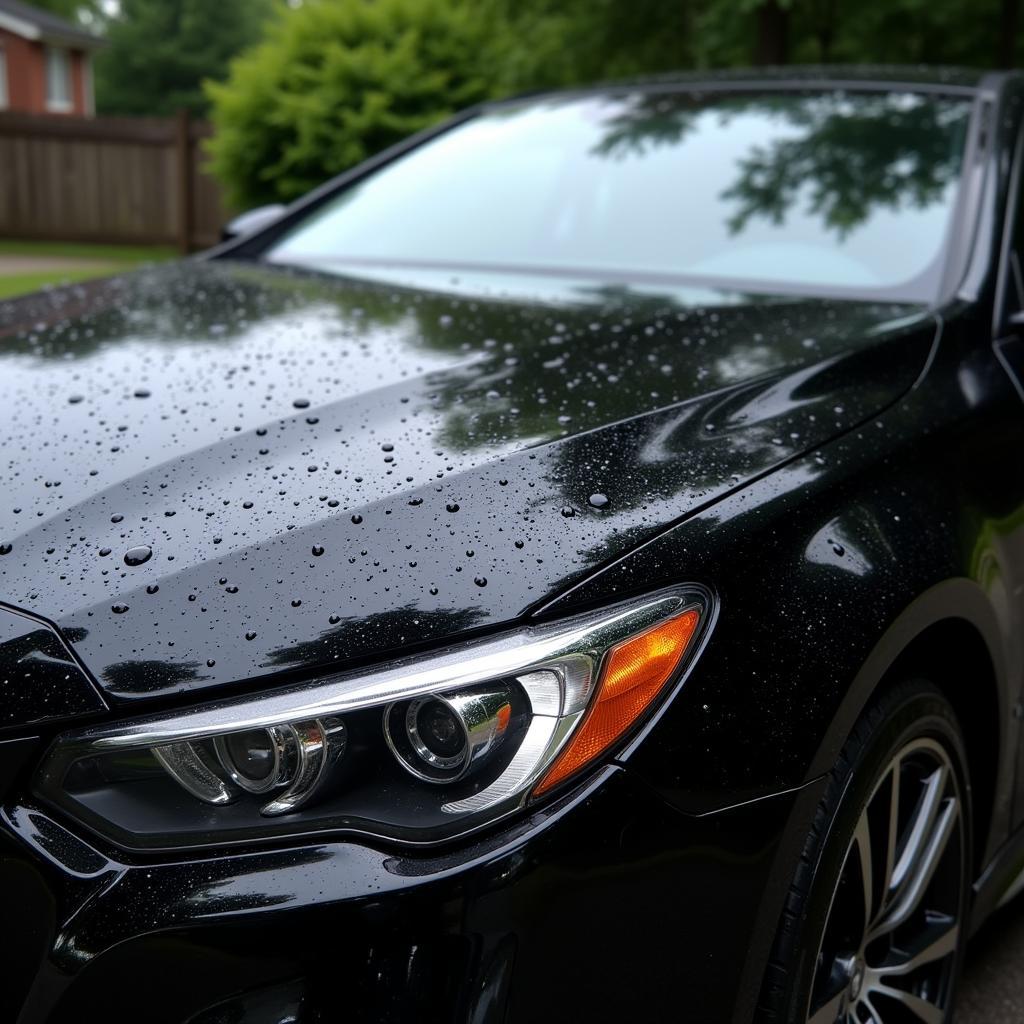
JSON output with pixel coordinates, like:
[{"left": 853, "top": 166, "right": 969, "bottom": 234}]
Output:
[{"left": 591, "top": 89, "right": 968, "bottom": 242}]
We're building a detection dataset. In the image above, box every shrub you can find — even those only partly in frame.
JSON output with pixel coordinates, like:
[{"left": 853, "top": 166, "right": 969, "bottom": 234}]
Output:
[{"left": 206, "top": 0, "right": 498, "bottom": 210}]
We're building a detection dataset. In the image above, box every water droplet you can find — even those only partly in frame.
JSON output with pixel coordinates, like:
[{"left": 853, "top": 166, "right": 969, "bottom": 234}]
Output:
[
  {"left": 243, "top": 501, "right": 253, "bottom": 509},
  {"left": 446, "top": 502, "right": 460, "bottom": 513},
  {"left": 474, "top": 575, "right": 487, "bottom": 587},
  {"left": 293, "top": 398, "right": 310, "bottom": 409},
  {"left": 111, "top": 514, "right": 124, "bottom": 524},
  {"left": 225, "top": 585, "right": 239, "bottom": 594},
  {"left": 124, "top": 545, "right": 152, "bottom": 566},
  {"left": 832, "top": 543, "right": 846, "bottom": 556},
  {"left": 312, "top": 545, "right": 324, "bottom": 556},
  {"left": 588, "top": 493, "right": 609, "bottom": 509},
  {"left": 351, "top": 514, "right": 363, "bottom": 524},
  {"left": 560, "top": 506, "right": 576, "bottom": 518},
  {"left": 146, "top": 584, "right": 159, "bottom": 594},
  {"left": 134, "top": 388, "right": 151, "bottom": 398},
  {"left": 0, "top": 542, "right": 12, "bottom": 555},
  {"left": 111, "top": 603, "right": 129, "bottom": 614},
  {"left": 245, "top": 631, "right": 257, "bottom": 641},
  {"left": 98, "top": 547, "right": 112, "bottom": 557},
  {"left": 68, "top": 394, "right": 84, "bottom": 404},
  {"left": 328, "top": 614, "right": 341, "bottom": 624},
  {"left": 291, "top": 599, "right": 302, "bottom": 607},
  {"left": 207, "top": 659, "right": 216, "bottom": 668}
]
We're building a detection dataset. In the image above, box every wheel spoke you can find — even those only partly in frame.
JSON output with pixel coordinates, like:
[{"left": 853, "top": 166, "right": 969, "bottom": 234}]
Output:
[
  {"left": 807, "top": 989, "right": 846, "bottom": 1024},
  {"left": 881, "top": 758, "right": 901, "bottom": 907},
  {"left": 870, "top": 983, "right": 944, "bottom": 1024},
  {"left": 876, "top": 921, "right": 959, "bottom": 976},
  {"left": 853, "top": 812, "right": 874, "bottom": 930},
  {"left": 873, "top": 798, "right": 957, "bottom": 937},
  {"left": 861, "top": 1003, "right": 884, "bottom": 1024},
  {"left": 891, "top": 765, "right": 949, "bottom": 896}
]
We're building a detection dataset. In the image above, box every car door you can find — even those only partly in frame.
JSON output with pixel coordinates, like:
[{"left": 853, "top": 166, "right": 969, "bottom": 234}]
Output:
[{"left": 992, "top": 125, "right": 1024, "bottom": 830}]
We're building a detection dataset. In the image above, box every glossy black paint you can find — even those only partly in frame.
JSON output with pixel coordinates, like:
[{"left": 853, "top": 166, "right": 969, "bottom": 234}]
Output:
[
  {"left": 0, "top": 606, "right": 105, "bottom": 730},
  {"left": 1, "top": 67, "right": 1024, "bottom": 1023},
  {"left": 0, "top": 265, "right": 931, "bottom": 702},
  {"left": 0, "top": 767, "right": 826, "bottom": 1024}
]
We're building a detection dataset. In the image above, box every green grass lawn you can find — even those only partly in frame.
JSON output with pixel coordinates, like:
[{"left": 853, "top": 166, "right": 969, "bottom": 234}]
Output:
[{"left": 0, "top": 240, "right": 176, "bottom": 300}]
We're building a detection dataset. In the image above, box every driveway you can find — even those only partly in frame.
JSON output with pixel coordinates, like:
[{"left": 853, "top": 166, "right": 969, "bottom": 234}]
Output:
[
  {"left": 958, "top": 895, "right": 1024, "bottom": 1021},
  {"left": 0, "top": 254, "right": 116, "bottom": 274}
]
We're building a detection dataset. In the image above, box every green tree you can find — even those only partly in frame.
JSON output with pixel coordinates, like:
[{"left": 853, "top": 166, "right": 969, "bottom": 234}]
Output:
[
  {"left": 205, "top": 0, "right": 1024, "bottom": 210},
  {"left": 481, "top": 0, "right": 698, "bottom": 92},
  {"left": 94, "top": 0, "right": 275, "bottom": 117},
  {"left": 205, "top": 0, "right": 497, "bottom": 210}
]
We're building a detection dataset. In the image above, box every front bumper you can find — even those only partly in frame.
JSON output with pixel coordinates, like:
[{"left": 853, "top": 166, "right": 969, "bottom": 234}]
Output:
[{"left": 0, "top": 766, "right": 824, "bottom": 1024}]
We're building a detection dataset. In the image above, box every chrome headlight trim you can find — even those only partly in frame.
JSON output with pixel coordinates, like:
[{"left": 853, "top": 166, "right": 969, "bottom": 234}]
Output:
[{"left": 51, "top": 591, "right": 687, "bottom": 755}]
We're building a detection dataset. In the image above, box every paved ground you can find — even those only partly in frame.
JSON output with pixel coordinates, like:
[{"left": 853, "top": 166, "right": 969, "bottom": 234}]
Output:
[
  {"left": 958, "top": 895, "right": 1024, "bottom": 1022},
  {"left": 0, "top": 254, "right": 115, "bottom": 274}
]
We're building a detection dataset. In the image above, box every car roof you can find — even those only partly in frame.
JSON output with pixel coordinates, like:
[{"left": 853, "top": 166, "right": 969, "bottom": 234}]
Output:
[{"left": 501, "top": 65, "right": 1022, "bottom": 105}]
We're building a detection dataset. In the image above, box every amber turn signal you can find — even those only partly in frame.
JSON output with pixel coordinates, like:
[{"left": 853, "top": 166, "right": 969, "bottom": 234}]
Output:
[{"left": 533, "top": 608, "right": 701, "bottom": 796}]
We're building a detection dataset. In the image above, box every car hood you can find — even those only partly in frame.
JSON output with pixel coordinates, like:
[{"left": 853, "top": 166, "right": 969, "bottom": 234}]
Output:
[{"left": 0, "top": 260, "right": 936, "bottom": 705}]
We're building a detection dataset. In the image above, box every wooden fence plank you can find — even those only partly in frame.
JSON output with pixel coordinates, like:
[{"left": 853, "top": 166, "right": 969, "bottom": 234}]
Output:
[{"left": 0, "top": 111, "right": 230, "bottom": 249}]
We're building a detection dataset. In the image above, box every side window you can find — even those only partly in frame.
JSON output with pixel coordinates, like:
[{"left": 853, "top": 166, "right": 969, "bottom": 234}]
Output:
[
  {"left": 1000, "top": 130, "right": 1024, "bottom": 327},
  {"left": 1010, "top": 186, "right": 1024, "bottom": 316}
]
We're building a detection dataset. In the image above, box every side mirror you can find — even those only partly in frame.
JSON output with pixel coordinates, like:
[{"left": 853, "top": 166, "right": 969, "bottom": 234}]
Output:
[{"left": 220, "top": 204, "right": 287, "bottom": 243}]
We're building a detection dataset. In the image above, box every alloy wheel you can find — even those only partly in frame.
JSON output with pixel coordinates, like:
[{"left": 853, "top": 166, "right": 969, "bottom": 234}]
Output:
[{"left": 806, "top": 737, "right": 965, "bottom": 1024}]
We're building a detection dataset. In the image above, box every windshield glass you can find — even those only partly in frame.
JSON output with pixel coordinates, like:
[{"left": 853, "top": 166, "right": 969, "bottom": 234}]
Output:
[{"left": 264, "top": 88, "right": 973, "bottom": 303}]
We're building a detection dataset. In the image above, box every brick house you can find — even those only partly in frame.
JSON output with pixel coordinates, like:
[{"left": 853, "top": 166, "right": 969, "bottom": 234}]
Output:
[{"left": 0, "top": 0, "right": 102, "bottom": 116}]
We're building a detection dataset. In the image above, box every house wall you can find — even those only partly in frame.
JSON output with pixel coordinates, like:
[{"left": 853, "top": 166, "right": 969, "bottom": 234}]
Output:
[
  {"left": 0, "top": 27, "right": 44, "bottom": 112},
  {"left": 0, "top": 27, "right": 92, "bottom": 116}
]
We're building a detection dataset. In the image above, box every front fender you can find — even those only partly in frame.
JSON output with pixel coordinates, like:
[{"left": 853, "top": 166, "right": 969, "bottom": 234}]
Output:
[{"left": 537, "top": 322, "right": 1024, "bottom": 853}]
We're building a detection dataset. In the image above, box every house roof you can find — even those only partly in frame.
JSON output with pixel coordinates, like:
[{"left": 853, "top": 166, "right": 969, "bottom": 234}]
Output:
[{"left": 0, "top": 0, "right": 104, "bottom": 50}]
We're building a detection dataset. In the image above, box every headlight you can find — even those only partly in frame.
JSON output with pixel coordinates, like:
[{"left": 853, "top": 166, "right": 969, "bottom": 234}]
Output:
[{"left": 35, "top": 587, "right": 711, "bottom": 851}]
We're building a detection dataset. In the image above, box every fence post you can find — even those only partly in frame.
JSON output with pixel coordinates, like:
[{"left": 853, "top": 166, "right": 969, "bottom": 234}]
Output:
[{"left": 175, "top": 108, "right": 193, "bottom": 254}]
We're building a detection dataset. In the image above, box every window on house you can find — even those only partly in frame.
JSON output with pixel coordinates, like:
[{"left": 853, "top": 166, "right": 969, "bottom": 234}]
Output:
[
  {"left": 45, "top": 47, "right": 72, "bottom": 112},
  {"left": 82, "top": 55, "right": 93, "bottom": 115},
  {"left": 0, "top": 47, "right": 8, "bottom": 110}
]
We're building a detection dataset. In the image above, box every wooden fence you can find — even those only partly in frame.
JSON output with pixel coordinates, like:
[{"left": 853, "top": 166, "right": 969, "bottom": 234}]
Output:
[{"left": 0, "top": 110, "right": 230, "bottom": 253}]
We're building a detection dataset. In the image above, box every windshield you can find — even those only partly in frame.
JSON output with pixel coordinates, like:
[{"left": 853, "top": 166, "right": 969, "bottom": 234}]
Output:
[{"left": 264, "top": 88, "right": 974, "bottom": 303}]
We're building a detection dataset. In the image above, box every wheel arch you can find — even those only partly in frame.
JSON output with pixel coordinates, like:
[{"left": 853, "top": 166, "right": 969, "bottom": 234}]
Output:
[{"left": 808, "top": 577, "right": 1011, "bottom": 873}]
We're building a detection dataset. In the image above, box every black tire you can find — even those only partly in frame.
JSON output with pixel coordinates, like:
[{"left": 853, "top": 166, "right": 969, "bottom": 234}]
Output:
[{"left": 759, "top": 680, "right": 973, "bottom": 1023}]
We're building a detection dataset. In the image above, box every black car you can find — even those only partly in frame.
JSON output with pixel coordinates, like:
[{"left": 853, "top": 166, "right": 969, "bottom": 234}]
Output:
[{"left": 1, "top": 66, "right": 1023, "bottom": 1024}]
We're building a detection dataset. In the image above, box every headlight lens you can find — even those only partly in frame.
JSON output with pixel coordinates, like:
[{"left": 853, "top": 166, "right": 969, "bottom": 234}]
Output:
[
  {"left": 35, "top": 587, "right": 710, "bottom": 850},
  {"left": 385, "top": 684, "right": 515, "bottom": 783}
]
